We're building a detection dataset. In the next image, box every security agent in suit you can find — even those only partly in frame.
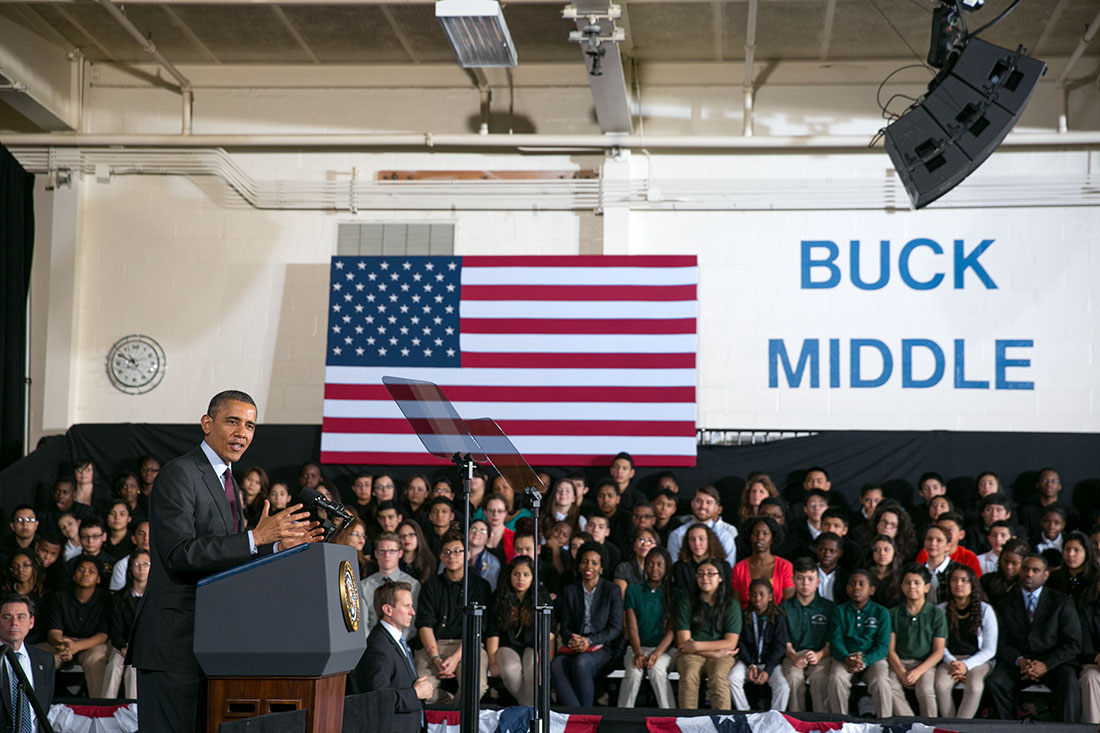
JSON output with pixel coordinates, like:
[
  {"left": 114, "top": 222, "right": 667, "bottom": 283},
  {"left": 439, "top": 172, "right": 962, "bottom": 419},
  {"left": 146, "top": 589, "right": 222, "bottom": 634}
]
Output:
[
  {"left": 0, "top": 593, "right": 54, "bottom": 732},
  {"left": 131, "top": 390, "right": 321, "bottom": 733},
  {"left": 355, "top": 582, "right": 434, "bottom": 733},
  {"left": 987, "top": 552, "right": 1083, "bottom": 722}
]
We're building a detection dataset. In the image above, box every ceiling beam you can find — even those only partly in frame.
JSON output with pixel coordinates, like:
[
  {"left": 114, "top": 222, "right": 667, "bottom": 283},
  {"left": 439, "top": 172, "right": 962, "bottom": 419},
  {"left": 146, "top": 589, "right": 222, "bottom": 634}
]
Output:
[
  {"left": 1032, "top": 0, "right": 1069, "bottom": 56},
  {"left": 53, "top": 5, "right": 118, "bottom": 61},
  {"left": 819, "top": 0, "right": 836, "bottom": 60},
  {"left": 380, "top": 5, "right": 420, "bottom": 64},
  {"left": 712, "top": 2, "right": 724, "bottom": 61},
  {"left": 271, "top": 6, "right": 321, "bottom": 64},
  {"left": 160, "top": 4, "right": 220, "bottom": 63}
]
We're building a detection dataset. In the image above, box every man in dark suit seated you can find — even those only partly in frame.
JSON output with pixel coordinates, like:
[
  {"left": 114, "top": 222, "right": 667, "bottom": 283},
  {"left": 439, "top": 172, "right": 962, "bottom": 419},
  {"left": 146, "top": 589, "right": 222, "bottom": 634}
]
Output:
[
  {"left": 0, "top": 593, "right": 54, "bottom": 731},
  {"left": 357, "top": 582, "right": 434, "bottom": 733},
  {"left": 987, "top": 552, "right": 1082, "bottom": 722}
]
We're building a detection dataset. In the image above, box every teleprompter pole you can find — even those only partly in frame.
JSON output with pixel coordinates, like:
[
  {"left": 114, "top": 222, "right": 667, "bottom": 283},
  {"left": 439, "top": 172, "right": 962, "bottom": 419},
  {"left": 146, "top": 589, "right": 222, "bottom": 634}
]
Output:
[
  {"left": 525, "top": 486, "right": 550, "bottom": 733},
  {"left": 454, "top": 453, "right": 483, "bottom": 733}
]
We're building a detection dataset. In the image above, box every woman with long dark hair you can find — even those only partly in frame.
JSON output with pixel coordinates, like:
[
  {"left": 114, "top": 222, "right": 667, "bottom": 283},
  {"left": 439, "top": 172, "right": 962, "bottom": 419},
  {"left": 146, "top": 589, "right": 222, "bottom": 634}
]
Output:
[
  {"left": 865, "top": 500, "right": 919, "bottom": 562},
  {"left": 934, "top": 564, "right": 997, "bottom": 718},
  {"left": 4, "top": 551, "right": 45, "bottom": 612},
  {"left": 675, "top": 557, "right": 740, "bottom": 709},
  {"left": 672, "top": 523, "right": 731, "bottom": 597},
  {"left": 539, "top": 478, "right": 586, "bottom": 541},
  {"left": 866, "top": 534, "right": 904, "bottom": 609},
  {"left": 397, "top": 519, "right": 437, "bottom": 584},
  {"left": 333, "top": 517, "right": 371, "bottom": 577},
  {"left": 1049, "top": 530, "right": 1100, "bottom": 607},
  {"left": 105, "top": 548, "right": 150, "bottom": 698},
  {"left": 617, "top": 546, "right": 676, "bottom": 708},
  {"left": 485, "top": 556, "right": 554, "bottom": 705},
  {"left": 238, "top": 465, "right": 270, "bottom": 530},
  {"left": 980, "top": 537, "right": 1028, "bottom": 606}
]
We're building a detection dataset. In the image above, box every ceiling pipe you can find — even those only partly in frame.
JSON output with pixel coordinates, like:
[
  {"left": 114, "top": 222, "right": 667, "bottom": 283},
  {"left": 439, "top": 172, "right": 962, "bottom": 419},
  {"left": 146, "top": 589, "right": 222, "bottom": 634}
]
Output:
[
  {"left": 742, "top": 0, "right": 758, "bottom": 136},
  {"left": 91, "top": 0, "right": 194, "bottom": 134},
  {"left": 1055, "top": 4, "right": 1100, "bottom": 133}
]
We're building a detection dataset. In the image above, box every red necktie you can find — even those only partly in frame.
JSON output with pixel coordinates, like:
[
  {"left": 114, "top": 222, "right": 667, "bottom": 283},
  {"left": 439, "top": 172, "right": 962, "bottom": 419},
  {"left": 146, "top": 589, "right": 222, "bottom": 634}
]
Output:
[{"left": 224, "top": 468, "right": 240, "bottom": 530}]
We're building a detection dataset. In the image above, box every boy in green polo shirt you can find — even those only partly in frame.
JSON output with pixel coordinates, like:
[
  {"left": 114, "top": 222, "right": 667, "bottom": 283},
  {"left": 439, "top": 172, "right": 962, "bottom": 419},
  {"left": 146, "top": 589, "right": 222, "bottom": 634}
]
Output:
[
  {"left": 781, "top": 557, "right": 833, "bottom": 712},
  {"left": 885, "top": 562, "right": 947, "bottom": 716},
  {"left": 826, "top": 569, "right": 892, "bottom": 714}
]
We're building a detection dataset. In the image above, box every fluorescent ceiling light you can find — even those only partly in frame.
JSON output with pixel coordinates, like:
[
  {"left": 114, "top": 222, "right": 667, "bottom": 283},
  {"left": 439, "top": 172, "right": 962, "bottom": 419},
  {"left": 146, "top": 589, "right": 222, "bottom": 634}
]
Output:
[{"left": 437, "top": 0, "right": 518, "bottom": 68}]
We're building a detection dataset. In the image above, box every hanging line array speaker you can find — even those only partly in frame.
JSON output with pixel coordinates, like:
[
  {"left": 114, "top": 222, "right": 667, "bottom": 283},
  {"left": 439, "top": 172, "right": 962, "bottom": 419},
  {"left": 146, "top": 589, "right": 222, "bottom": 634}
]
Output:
[{"left": 884, "top": 37, "right": 1046, "bottom": 209}]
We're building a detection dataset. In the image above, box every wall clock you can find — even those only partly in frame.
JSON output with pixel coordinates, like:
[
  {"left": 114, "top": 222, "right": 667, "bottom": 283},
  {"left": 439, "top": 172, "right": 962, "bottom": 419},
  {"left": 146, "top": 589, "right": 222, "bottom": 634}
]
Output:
[{"left": 106, "top": 334, "right": 166, "bottom": 394}]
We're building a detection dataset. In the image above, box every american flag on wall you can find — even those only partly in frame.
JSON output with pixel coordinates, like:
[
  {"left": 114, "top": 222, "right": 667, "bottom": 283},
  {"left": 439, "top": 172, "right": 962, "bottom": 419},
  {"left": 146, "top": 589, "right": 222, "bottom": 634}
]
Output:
[{"left": 320, "top": 255, "right": 698, "bottom": 467}]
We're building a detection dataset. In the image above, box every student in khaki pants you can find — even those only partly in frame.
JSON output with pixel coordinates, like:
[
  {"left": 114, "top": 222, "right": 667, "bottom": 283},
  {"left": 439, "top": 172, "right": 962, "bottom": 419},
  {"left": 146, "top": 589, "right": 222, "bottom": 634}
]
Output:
[
  {"left": 675, "top": 559, "right": 740, "bottom": 708},
  {"left": 885, "top": 563, "right": 947, "bottom": 716},
  {"left": 825, "top": 570, "right": 892, "bottom": 714},
  {"left": 781, "top": 557, "right": 833, "bottom": 711}
]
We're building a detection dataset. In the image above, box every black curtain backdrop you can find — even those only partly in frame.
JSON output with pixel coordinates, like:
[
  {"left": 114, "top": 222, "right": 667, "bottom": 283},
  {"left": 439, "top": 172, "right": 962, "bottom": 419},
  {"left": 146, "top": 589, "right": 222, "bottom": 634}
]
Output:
[
  {"left": 0, "top": 423, "right": 1096, "bottom": 528},
  {"left": 0, "top": 145, "right": 34, "bottom": 471}
]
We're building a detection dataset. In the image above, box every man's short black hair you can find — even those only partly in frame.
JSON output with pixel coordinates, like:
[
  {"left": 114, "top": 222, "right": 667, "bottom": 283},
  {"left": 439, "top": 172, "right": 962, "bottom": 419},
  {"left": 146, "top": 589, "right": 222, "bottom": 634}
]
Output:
[
  {"left": 1021, "top": 551, "right": 1049, "bottom": 570},
  {"left": 612, "top": 452, "right": 634, "bottom": 468},
  {"left": 821, "top": 508, "right": 849, "bottom": 525},
  {"left": 937, "top": 511, "right": 966, "bottom": 530},
  {"left": 815, "top": 531, "right": 843, "bottom": 548},
  {"left": 72, "top": 555, "right": 101, "bottom": 575},
  {"left": 207, "top": 390, "right": 256, "bottom": 417},
  {"left": 428, "top": 496, "right": 455, "bottom": 512},
  {"left": 10, "top": 505, "right": 35, "bottom": 522},
  {"left": 988, "top": 520, "right": 1013, "bottom": 532},
  {"left": 440, "top": 529, "right": 465, "bottom": 548},
  {"left": 805, "top": 466, "right": 830, "bottom": 481},
  {"left": 901, "top": 562, "right": 932, "bottom": 584},
  {"left": 594, "top": 477, "right": 618, "bottom": 492},
  {"left": 792, "top": 557, "right": 818, "bottom": 574},
  {"left": 919, "top": 471, "right": 945, "bottom": 486},
  {"left": 375, "top": 500, "right": 400, "bottom": 514},
  {"left": 655, "top": 470, "right": 677, "bottom": 483},
  {"left": 758, "top": 497, "right": 787, "bottom": 514},
  {"left": 1041, "top": 504, "right": 1068, "bottom": 520},
  {"left": 576, "top": 540, "right": 606, "bottom": 568},
  {"left": 35, "top": 531, "right": 62, "bottom": 548},
  {"left": 803, "top": 489, "right": 830, "bottom": 505},
  {"left": 79, "top": 517, "right": 106, "bottom": 535},
  {"left": 979, "top": 493, "right": 1011, "bottom": 511},
  {"left": 653, "top": 488, "right": 679, "bottom": 503},
  {"left": 860, "top": 483, "right": 883, "bottom": 497}
]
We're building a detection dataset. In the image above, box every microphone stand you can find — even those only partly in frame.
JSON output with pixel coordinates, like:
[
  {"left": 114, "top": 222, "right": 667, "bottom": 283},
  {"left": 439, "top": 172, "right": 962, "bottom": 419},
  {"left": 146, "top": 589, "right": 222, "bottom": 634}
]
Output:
[
  {"left": 452, "top": 453, "right": 483, "bottom": 733},
  {"left": 524, "top": 486, "right": 551, "bottom": 733},
  {"left": 1, "top": 644, "right": 54, "bottom": 733}
]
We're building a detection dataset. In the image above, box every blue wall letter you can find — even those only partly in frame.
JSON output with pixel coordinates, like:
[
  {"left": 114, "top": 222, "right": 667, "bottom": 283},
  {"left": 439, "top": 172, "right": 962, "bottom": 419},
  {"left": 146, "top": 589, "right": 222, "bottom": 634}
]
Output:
[
  {"left": 801, "top": 241, "right": 840, "bottom": 289},
  {"left": 954, "top": 239, "right": 998, "bottom": 289},
  {"left": 899, "top": 238, "right": 945, "bottom": 290},
  {"left": 769, "top": 339, "right": 820, "bottom": 388},
  {"left": 901, "top": 339, "right": 945, "bottom": 388},
  {"left": 850, "top": 240, "right": 890, "bottom": 290},
  {"left": 850, "top": 339, "right": 893, "bottom": 388},
  {"left": 995, "top": 339, "right": 1034, "bottom": 390},
  {"left": 953, "top": 339, "right": 990, "bottom": 389}
]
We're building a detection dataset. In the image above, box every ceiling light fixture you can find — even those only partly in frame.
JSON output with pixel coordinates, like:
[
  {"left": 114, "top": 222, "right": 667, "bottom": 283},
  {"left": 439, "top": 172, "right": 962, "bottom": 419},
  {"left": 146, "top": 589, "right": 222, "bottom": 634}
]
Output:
[{"left": 437, "top": 0, "right": 518, "bottom": 68}]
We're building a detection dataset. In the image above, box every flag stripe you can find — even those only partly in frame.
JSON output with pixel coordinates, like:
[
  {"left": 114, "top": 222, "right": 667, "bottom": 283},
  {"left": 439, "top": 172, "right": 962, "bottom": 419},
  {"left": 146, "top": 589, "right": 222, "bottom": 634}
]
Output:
[
  {"left": 464, "top": 254, "right": 697, "bottom": 267},
  {"left": 460, "top": 333, "right": 696, "bottom": 353},
  {"left": 461, "top": 352, "right": 695, "bottom": 368},
  {"left": 322, "top": 451, "right": 698, "bottom": 467},
  {"left": 462, "top": 284, "right": 697, "bottom": 302},
  {"left": 325, "top": 384, "right": 696, "bottom": 402},
  {"left": 325, "top": 366, "right": 696, "bottom": 387},
  {"left": 460, "top": 300, "right": 698, "bottom": 319},
  {"left": 323, "top": 399, "right": 695, "bottom": 421},
  {"left": 460, "top": 265, "right": 698, "bottom": 285},
  {"left": 320, "top": 432, "right": 697, "bottom": 455},
  {"left": 322, "top": 418, "right": 697, "bottom": 437},
  {"left": 460, "top": 318, "right": 697, "bottom": 334}
]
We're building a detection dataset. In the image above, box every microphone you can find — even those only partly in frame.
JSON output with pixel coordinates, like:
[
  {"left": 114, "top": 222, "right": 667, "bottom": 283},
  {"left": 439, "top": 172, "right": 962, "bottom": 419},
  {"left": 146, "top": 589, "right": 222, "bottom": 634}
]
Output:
[{"left": 298, "top": 487, "right": 354, "bottom": 523}]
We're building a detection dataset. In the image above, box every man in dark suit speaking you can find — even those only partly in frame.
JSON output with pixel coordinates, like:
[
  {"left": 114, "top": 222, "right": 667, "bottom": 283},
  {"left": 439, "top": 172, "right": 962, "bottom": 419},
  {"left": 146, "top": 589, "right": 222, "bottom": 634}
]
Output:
[
  {"left": 358, "top": 582, "right": 434, "bottom": 733},
  {"left": 132, "top": 390, "right": 320, "bottom": 732},
  {"left": 1, "top": 593, "right": 54, "bottom": 732},
  {"left": 987, "top": 552, "right": 1082, "bottom": 722}
]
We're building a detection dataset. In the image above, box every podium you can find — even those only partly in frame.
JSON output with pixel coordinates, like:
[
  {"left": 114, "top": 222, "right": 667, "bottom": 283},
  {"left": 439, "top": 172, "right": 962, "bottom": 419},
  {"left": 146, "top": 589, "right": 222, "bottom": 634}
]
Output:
[{"left": 194, "top": 543, "right": 367, "bottom": 733}]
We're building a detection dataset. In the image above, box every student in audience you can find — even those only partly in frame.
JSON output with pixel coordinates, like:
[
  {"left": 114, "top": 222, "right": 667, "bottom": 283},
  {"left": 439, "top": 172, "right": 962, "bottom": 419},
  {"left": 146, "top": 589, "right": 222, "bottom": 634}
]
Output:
[
  {"left": 468, "top": 518, "right": 501, "bottom": 591},
  {"left": 652, "top": 489, "right": 683, "bottom": 547},
  {"left": 729, "top": 578, "right": 789, "bottom": 711},
  {"left": 108, "top": 521, "right": 149, "bottom": 591},
  {"left": 866, "top": 535, "right": 904, "bottom": 609},
  {"left": 667, "top": 485, "right": 737, "bottom": 568},
  {"left": 396, "top": 474, "right": 427, "bottom": 522},
  {"left": 980, "top": 538, "right": 1027, "bottom": 606},
  {"left": 3, "top": 551, "right": 46, "bottom": 643},
  {"left": 885, "top": 563, "right": 946, "bottom": 716},
  {"left": 360, "top": 531, "right": 421, "bottom": 640},
  {"left": 675, "top": 557, "right": 740, "bottom": 709},
  {"left": 105, "top": 548, "right": 148, "bottom": 699},
  {"left": 864, "top": 501, "right": 918, "bottom": 563},
  {"left": 333, "top": 517, "right": 370, "bottom": 578},
  {"left": 68, "top": 517, "right": 114, "bottom": 588},
  {"left": 58, "top": 512, "right": 83, "bottom": 563},
  {"left": 1036, "top": 504, "right": 1068, "bottom": 553},
  {"left": 137, "top": 455, "right": 161, "bottom": 497},
  {"left": 794, "top": 467, "right": 847, "bottom": 519},
  {"left": 820, "top": 510, "right": 855, "bottom": 569},
  {"left": 964, "top": 493, "right": 1017, "bottom": 554},
  {"left": 583, "top": 515, "right": 621, "bottom": 579},
  {"left": 672, "top": 524, "right": 730, "bottom": 598},
  {"left": 41, "top": 477, "right": 93, "bottom": 532},
  {"left": 1079, "top": 591, "right": 1100, "bottom": 724},
  {"left": 618, "top": 546, "right": 676, "bottom": 708},
  {"left": 73, "top": 458, "right": 109, "bottom": 512},
  {"left": 103, "top": 500, "right": 134, "bottom": 561},
  {"left": 976, "top": 520, "right": 1013, "bottom": 575},
  {"left": 915, "top": 495, "right": 954, "bottom": 538},
  {"left": 397, "top": 519, "right": 437, "bottom": 584},
  {"left": 487, "top": 556, "right": 553, "bottom": 706},
  {"left": 731, "top": 517, "right": 794, "bottom": 608},
  {"left": 43, "top": 556, "right": 110, "bottom": 697},
  {"left": 267, "top": 481, "right": 292, "bottom": 513},
  {"left": 415, "top": 531, "right": 491, "bottom": 704},
  {"left": 987, "top": 552, "right": 1082, "bottom": 722},
  {"left": 1090, "top": 524, "right": 1100, "bottom": 558},
  {"left": 0, "top": 506, "right": 40, "bottom": 566},
  {"left": 551, "top": 542, "right": 622, "bottom": 706},
  {"left": 849, "top": 484, "right": 884, "bottom": 541},
  {"left": 609, "top": 451, "right": 646, "bottom": 511},
  {"left": 915, "top": 472, "right": 948, "bottom": 518},
  {"left": 826, "top": 570, "right": 892, "bottom": 715},
  {"left": 792, "top": 490, "right": 829, "bottom": 555},
  {"left": 512, "top": 530, "right": 537, "bottom": 562},
  {"left": 347, "top": 471, "right": 374, "bottom": 520},
  {"left": 430, "top": 476, "right": 456, "bottom": 502},
  {"left": 594, "top": 479, "right": 633, "bottom": 554},
  {"left": 238, "top": 465, "right": 270, "bottom": 530},
  {"left": 489, "top": 475, "right": 532, "bottom": 530},
  {"left": 781, "top": 557, "right": 833, "bottom": 713},
  {"left": 736, "top": 475, "right": 779, "bottom": 526},
  {"left": 1048, "top": 530, "right": 1099, "bottom": 607},
  {"left": 34, "top": 533, "right": 65, "bottom": 593},
  {"left": 482, "top": 494, "right": 516, "bottom": 564},
  {"left": 975, "top": 471, "right": 1001, "bottom": 499},
  {"left": 615, "top": 528, "right": 660, "bottom": 596},
  {"left": 297, "top": 462, "right": 322, "bottom": 494},
  {"left": 934, "top": 564, "right": 997, "bottom": 718},
  {"left": 921, "top": 512, "right": 982, "bottom": 577},
  {"left": 423, "top": 498, "right": 457, "bottom": 557},
  {"left": 1019, "top": 468, "right": 1076, "bottom": 541},
  {"left": 630, "top": 502, "right": 657, "bottom": 544},
  {"left": 813, "top": 532, "right": 848, "bottom": 602},
  {"left": 540, "top": 478, "right": 586, "bottom": 542},
  {"left": 920, "top": 524, "right": 957, "bottom": 605},
  {"left": 540, "top": 520, "right": 571, "bottom": 596},
  {"left": 757, "top": 498, "right": 797, "bottom": 561}
]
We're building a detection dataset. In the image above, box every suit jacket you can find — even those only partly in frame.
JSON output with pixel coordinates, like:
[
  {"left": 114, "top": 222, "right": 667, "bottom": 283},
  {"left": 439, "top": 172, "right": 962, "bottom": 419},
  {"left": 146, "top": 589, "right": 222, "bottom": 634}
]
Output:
[
  {"left": 555, "top": 577, "right": 623, "bottom": 652},
  {"left": 995, "top": 586, "right": 1081, "bottom": 671},
  {"left": 355, "top": 623, "right": 424, "bottom": 733},
  {"left": 1, "top": 643, "right": 55, "bottom": 730},
  {"left": 131, "top": 443, "right": 272, "bottom": 673}
]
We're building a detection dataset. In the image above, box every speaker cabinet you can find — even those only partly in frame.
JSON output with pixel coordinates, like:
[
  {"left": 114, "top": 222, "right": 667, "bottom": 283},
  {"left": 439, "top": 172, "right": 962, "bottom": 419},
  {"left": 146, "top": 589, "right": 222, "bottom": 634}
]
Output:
[{"left": 885, "top": 38, "right": 1046, "bottom": 208}]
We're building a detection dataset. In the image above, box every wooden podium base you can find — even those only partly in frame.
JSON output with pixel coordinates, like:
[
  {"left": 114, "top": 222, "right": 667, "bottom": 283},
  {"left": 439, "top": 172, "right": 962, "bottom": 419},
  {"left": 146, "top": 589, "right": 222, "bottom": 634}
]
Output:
[{"left": 206, "top": 673, "right": 346, "bottom": 733}]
